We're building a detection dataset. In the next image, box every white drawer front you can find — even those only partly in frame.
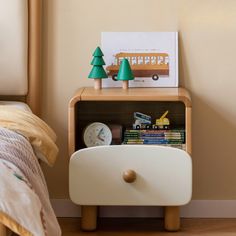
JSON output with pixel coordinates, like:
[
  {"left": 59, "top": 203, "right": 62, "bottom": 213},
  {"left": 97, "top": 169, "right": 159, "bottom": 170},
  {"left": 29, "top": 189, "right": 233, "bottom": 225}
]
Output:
[{"left": 69, "top": 145, "right": 192, "bottom": 206}]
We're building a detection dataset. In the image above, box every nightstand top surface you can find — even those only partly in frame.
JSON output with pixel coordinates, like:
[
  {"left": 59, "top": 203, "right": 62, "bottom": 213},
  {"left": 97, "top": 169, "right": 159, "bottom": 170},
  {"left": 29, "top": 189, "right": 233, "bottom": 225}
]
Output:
[{"left": 69, "top": 87, "right": 191, "bottom": 107}]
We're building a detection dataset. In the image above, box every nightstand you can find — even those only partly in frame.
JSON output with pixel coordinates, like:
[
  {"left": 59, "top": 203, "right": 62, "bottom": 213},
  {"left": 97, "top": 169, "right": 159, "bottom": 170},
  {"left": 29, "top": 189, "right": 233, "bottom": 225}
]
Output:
[{"left": 68, "top": 87, "right": 192, "bottom": 231}]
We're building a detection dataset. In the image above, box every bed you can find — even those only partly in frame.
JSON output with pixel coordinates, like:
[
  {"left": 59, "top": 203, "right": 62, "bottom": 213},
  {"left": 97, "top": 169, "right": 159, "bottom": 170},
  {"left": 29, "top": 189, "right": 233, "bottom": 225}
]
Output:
[{"left": 0, "top": 1, "right": 61, "bottom": 235}]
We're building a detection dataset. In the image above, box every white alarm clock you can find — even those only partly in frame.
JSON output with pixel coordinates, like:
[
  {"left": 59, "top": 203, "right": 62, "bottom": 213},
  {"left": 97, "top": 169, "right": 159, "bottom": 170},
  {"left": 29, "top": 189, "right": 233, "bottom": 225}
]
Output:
[{"left": 83, "top": 122, "right": 112, "bottom": 147}]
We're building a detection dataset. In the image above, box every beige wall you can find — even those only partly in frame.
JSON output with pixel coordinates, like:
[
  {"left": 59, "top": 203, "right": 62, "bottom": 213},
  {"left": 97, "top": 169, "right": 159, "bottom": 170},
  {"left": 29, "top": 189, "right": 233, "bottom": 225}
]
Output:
[{"left": 42, "top": 0, "right": 236, "bottom": 199}]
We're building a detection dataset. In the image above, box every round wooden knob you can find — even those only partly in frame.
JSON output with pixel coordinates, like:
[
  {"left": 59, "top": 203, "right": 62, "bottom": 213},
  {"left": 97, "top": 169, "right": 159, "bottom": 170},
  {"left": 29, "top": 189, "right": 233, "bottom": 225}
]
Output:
[{"left": 123, "top": 169, "right": 137, "bottom": 183}]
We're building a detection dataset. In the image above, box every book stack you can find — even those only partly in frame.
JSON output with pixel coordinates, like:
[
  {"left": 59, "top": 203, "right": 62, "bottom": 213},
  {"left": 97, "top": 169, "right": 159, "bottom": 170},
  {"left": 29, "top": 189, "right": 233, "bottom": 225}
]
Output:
[{"left": 123, "top": 129, "right": 186, "bottom": 150}]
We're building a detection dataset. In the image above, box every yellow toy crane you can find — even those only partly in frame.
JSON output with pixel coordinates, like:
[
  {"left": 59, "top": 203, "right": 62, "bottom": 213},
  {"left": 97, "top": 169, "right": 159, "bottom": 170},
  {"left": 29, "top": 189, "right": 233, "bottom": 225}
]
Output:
[{"left": 155, "top": 110, "right": 170, "bottom": 129}]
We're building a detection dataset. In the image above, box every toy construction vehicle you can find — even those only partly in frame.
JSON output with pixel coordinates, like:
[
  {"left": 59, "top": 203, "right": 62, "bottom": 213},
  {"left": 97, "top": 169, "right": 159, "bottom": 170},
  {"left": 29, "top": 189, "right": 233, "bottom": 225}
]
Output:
[{"left": 155, "top": 110, "right": 170, "bottom": 130}]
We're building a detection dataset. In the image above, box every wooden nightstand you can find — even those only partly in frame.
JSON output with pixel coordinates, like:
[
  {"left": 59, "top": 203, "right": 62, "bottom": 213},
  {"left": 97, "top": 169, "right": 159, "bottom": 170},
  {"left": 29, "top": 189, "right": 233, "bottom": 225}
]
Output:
[{"left": 68, "top": 87, "right": 192, "bottom": 231}]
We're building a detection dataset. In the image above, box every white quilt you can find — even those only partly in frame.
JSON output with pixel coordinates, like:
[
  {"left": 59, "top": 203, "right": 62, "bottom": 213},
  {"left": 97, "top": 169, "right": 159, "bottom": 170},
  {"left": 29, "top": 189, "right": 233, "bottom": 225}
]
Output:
[
  {"left": 0, "top": 160, "right": 44, "bottom": 236},
  {"left": 0, "top": 127, "right": 61, "bottom": 236}
]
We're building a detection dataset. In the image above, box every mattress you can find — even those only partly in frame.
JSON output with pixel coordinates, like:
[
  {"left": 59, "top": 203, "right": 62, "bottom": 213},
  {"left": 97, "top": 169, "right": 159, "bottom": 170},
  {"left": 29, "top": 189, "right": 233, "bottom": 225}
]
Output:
[{"left": 0, "top": 101, "right": 31, "bottom": 112}]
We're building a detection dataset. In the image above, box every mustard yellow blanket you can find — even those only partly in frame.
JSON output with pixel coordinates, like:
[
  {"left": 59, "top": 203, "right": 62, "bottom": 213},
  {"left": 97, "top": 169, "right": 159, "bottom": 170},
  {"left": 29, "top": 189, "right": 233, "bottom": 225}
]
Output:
[{"left": 0, "top": 105, "right": 58, "bottom": 166}]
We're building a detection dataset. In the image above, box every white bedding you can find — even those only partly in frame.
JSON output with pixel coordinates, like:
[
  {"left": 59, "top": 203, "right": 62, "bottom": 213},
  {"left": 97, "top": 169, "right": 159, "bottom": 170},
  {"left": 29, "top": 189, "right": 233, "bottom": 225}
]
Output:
[
  {"left": 0, "top": 127, "right": 61, "bottom": 236},
  {"left": 0, "top": 159, "right": 44, "bottom": 235},
  {"left": 0, "top": 101, "right": 31, "bottom": 112},
  {"left": 0, "top": 106, "right": 60, "bottom": 235}
]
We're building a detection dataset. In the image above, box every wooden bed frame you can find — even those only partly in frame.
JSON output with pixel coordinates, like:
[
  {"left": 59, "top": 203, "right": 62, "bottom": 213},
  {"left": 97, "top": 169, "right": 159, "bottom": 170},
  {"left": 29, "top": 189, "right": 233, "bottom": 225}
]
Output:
[{"left": 0, "top": 0, "right": 42, "bottom": 235}]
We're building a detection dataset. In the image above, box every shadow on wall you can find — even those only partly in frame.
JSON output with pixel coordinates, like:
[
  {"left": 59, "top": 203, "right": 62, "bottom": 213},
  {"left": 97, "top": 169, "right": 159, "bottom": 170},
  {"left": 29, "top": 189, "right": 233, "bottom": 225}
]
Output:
[
  {"left": 191, "top": 93, "right": 236, "bottom": 199},
  {"left": 178, "top": 31, "right": 191, "bottom": 89},
  {"left": 178, "top": 31, "right": 236, "bottom": 199}
]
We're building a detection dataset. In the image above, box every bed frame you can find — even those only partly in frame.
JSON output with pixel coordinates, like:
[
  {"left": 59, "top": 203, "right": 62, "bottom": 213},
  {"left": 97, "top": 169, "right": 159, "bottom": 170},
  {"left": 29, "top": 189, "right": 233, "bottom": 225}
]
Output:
[{"left": 0, "top": 0, "right": 42, "bottom": 235}]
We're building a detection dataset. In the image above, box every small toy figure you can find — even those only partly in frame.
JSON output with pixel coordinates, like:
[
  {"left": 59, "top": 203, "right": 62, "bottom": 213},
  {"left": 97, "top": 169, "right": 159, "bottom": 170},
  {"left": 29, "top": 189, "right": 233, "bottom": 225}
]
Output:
[
  {"left": 155, "top": 111, "right": 170, "bottom": 129},
  {"left": 88, "top": 47, "right": 108, "bottom": 90},
  {"left": 116, "top": 59, "right": 134, "bottom": 89},
  {"left": 133, "top": 112, "right": 152, "bottom": 129},
  {"left": 132, "top": 111, "right": 170, "bottom": 130}
]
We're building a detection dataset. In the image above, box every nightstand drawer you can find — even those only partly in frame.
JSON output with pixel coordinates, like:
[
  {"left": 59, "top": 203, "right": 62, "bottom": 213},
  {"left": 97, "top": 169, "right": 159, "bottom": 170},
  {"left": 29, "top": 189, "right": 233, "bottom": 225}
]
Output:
[{"left": 69, "top": 145, "right": 192, "bottom": 206}]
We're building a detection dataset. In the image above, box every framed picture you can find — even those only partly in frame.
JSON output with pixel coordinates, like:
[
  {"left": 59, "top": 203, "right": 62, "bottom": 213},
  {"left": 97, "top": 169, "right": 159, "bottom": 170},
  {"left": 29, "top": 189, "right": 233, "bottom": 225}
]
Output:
[{"left": 101, "top": 32, "right": 178, "bottom": 87}]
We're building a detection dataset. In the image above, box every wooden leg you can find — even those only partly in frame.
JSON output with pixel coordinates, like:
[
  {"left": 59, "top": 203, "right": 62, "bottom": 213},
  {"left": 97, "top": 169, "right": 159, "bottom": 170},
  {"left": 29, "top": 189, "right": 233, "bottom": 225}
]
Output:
[
  {"left": 0, "top": 223, "right": 7, "bottom": 236},
  {"left": 81, "top": 206, "right": 98, "bottom": 231},
  {"left": 164, "top": 206, "right": 180, "bottom": 231}
]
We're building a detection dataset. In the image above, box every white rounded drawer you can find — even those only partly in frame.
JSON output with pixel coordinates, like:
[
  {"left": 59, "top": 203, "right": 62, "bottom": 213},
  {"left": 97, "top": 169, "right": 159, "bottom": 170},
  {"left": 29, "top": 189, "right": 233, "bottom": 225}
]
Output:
[{"left": 69, "top": 145, "right": 192, "bottom": 206}]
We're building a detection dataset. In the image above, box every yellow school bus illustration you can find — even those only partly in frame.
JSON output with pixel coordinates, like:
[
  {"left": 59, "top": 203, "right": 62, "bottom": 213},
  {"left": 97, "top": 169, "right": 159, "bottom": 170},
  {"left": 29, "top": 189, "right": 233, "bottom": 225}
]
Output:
[{"left": 106, "top": 52, "right": 169, "bottom": 81}]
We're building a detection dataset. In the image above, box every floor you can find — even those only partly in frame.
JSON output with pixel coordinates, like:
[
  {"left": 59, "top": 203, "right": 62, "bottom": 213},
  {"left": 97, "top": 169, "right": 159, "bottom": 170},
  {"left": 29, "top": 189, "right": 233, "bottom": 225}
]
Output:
[{"left": 58, "top": 218, "right": 236, "bottom": 236}]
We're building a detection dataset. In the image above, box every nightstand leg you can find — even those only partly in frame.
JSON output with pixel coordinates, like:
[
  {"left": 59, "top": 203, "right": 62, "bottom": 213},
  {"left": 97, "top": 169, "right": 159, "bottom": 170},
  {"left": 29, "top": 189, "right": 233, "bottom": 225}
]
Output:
[
  {"left": 0, "top": 223, "right": 7, "bottom": 236},
  {"left": 81, "top": 206, "right": 98, "bottom": 231},
  {"left": 164, "top": 206, "right": 180, "bottom": 231}
]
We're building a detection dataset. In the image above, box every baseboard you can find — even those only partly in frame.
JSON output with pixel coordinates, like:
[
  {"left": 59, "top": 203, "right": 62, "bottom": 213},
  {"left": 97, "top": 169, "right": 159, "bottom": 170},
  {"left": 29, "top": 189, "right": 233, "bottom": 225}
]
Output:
[{"left": 51, "top": 199, "right": 236, "bottom": 218}]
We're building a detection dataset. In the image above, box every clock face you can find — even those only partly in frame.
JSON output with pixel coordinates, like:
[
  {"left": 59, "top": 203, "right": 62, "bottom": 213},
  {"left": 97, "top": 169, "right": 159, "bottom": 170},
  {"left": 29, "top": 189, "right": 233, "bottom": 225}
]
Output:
[{"left": 83, "top": 122, "right": 112, "bottom": 147}]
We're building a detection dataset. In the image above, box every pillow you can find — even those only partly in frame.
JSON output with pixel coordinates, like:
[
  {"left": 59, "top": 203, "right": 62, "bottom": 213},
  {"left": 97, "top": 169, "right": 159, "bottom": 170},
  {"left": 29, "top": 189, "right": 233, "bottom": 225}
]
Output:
[{"left": 0, "top": 101, "right": 31, "bottom": 112}]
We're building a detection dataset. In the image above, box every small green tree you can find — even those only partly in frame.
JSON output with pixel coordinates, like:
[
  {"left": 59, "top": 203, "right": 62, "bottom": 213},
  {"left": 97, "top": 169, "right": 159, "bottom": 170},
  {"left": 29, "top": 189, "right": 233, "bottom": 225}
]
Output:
[
  {"left": 117, "top": 58, "right": 134, "bottom": 89},
  {"left": 88, "top": 47, "right": 108, "bottom": 89}
]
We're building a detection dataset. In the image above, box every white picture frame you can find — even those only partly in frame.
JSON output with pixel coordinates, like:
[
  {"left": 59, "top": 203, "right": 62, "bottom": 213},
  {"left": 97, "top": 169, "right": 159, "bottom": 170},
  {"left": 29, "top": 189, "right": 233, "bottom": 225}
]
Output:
[{"left": 101, "top": 32, "right": 178, "bottom": 88}]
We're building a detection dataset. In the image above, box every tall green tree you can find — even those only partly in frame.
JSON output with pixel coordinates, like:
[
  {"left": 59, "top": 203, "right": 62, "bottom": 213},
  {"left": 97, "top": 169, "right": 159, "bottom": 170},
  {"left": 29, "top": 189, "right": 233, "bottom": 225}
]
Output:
[{"left": 88, "top": 47, "right": 108, "bottom": 79}]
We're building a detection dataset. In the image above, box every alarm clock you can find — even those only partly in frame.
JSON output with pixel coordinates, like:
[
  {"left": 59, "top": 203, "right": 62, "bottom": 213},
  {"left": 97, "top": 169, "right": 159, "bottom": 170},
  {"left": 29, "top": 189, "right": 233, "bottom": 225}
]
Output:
[{"left": 83, "top": 122, "right": 112, "bottom": 147}]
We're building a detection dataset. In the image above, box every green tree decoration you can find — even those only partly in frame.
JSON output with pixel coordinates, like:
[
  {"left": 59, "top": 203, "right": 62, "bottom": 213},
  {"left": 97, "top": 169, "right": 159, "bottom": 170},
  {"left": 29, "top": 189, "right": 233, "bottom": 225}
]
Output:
[
  {"left": 88, "top": 46, "right": 108, "bottom": 90},
  {"left": 117, "top": 58, "right": 134, "bottom": 89}
]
